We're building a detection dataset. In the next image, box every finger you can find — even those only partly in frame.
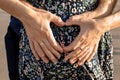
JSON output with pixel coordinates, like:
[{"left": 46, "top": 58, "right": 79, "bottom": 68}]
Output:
[
  {"left": 69, "top": 39, "right": 91, "bottom": 61},
  {"left": 39, "top": 41, "right": 58, "bottom": 64},
  {"left": 69, "top": 43, "right": 92, "bottom": 64},
  {"left": 64, "top": 48, "right": 82, "bottom": 61},
  {"left": 65, "top": 15, "right": 81, "bottom": 26},
  {"left": 63, "top": 35, "right": 84, "bottom": 52},
  {"left": 51, "top": 14, "right": 65, "bottom": 26},
  {"left": 69, "top": 49, "right": 86, "bottom": 64},
  {"left": 46, "top": 24, "right": 63, "bottom": 53},
  {"left": 78, "top": 50, "right": 91, "bottom": 66},
  {"left": 43, "top": 39, "right": 61, "bottom": 59},
  {"left": 34, "top": 41, "right": 49, "bottom": 63},
  {"left": 69, "top": 47, "right": 88, "bottom": 64},
  {"left": 87, "top": 43, "right": 98, "bottom": 62},
  {"left": 29, "top": 40, "right": 40, "bottom": 60}
]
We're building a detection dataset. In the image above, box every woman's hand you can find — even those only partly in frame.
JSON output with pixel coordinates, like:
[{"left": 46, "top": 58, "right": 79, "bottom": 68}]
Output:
[
  {"left": 22, "top": 9, "right": 64, "bottom": 64},
  {"left": 63, "top": 17, "right": 109, "bottom": 65}
]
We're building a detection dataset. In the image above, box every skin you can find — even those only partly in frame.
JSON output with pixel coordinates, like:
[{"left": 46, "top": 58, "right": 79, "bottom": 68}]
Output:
[
  {"left": 65, "top": 10, "right": 120, "bottom": 66},
  {"left": 64, "top": 0, "right": 118, "bottom": 66},
  {"left": 0, "top": 0, "right": 64, "bottom": 64},
  {"left": 20, "top": 0, "right": 118, "bottom": 65},
  {"left": 0, "top": 0, "right": 117, "bottom": 65}
]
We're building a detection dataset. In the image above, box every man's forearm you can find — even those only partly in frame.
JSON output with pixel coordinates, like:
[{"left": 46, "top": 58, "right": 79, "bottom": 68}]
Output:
[
  {"left": 85, "top": 0, "right": 117, "bottom": 19},
  {"left": 0, "top": 0, "right": 35, "bottom": 22},
  {"left": 102, "top": 11, "right": 120, "bottom": 30}
]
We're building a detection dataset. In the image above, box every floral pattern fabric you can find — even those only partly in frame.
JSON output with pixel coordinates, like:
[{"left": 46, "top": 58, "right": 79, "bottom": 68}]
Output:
[{"left": 19, "top": 0, "right": 113, "bottom": 80}]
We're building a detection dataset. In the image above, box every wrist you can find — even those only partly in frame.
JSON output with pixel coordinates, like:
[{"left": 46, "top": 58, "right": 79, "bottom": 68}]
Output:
[
  {"left": 96, "top": 18, "right": 110, "bottom": 33},
  {"left": 19, "top": 9, "right": 37, "bottom": 22}
]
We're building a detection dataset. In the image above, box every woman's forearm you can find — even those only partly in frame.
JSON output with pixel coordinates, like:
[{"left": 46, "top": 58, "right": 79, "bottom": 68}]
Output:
[
  {"left": 84, "top": 0, "right": 117, "bottom": 19},
  {"left": 20, "top": 0, "right": 38, "bottom": 11},
  {"left": 0, "top": 0, "right": 36, "bottom": 22}
]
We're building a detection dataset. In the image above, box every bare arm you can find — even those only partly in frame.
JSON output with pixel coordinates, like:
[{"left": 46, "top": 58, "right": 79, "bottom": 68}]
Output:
[
  {"left": 100, "top": 10, "right": 120, "bottom": 30},
  {"left": 63, "top": 10, "right": 120, "bottom": 65},
  {"left": 88, "top": 0, "right": 117, "bottom": 18},
  {"left": 66, "top": 0, "right": 117, "bottom": 27},
  {"left": 63, "top": 0, "right": 117, "bottom": 52},
  {"left": 20, "top": 0, "right": 42, "bottom": 12},
  {"left": 62, "top": 0, "right": 118, "bottom": 65},
  {"left": 0, "top": 0, "right": 35, "bottom": 22},
  {"left": 0, "top": 0, "right": 64, "bottom": 63}
]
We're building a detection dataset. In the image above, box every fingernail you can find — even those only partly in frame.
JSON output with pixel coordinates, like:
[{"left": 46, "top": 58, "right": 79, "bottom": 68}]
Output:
[
  {"left": 54, "top": 61, "right": 58, "bottom": 64},
  {"left": 70, "top": 61, "right": 74, "bottom": 65},
  {"left": 45, "top": 61, "right": 49, "bottom": 64},
  {"left": 64, "top": 55, "right": 69, "bottom": 61},
  {"left": 64, "top": 58, "right": 67, "bottom": 61},
  {"left": 78, "top": 62, "right": 82, "bottom": 66},
  {"left": 36, "top": 58, "right": 40, "bottom": 60},
  {"left": 87, "top": 60, "right": 90, "bottom": 62},
  {"left": 58, "top": 55, "right": 61, "bottom": 59}
]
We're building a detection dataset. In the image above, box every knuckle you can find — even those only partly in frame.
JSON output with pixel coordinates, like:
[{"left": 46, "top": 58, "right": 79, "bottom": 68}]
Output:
[
  {"left": 75, "top": 49, "right": 79, "bottom": 53},
  {"left": 45, "top": 31, "right": 50, "bottom": 37},
  {"left": 47, "top": 12, "right": 52, "bottom": 20},
  {"left": 41, "top": 29, "right": 48, "bottom": 35}
]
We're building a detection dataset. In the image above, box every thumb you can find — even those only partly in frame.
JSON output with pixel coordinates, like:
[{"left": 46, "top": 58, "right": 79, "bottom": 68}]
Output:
[
  {"left": 51, "top": 14, "right": 65, "bottom": 26},
  {"left": 65, "top": 16, "right": 81, "bottom": 26}
]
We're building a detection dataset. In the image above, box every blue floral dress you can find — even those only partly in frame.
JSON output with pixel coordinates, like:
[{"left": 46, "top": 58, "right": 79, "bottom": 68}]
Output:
[{"left": 19, "top": 0, "right": 113, "bottom": 80}]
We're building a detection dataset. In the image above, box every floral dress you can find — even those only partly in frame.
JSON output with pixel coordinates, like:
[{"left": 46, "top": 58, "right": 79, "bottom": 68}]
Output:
[{"left": 19, "top": 0, "right": 113, "bottom": 80}]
